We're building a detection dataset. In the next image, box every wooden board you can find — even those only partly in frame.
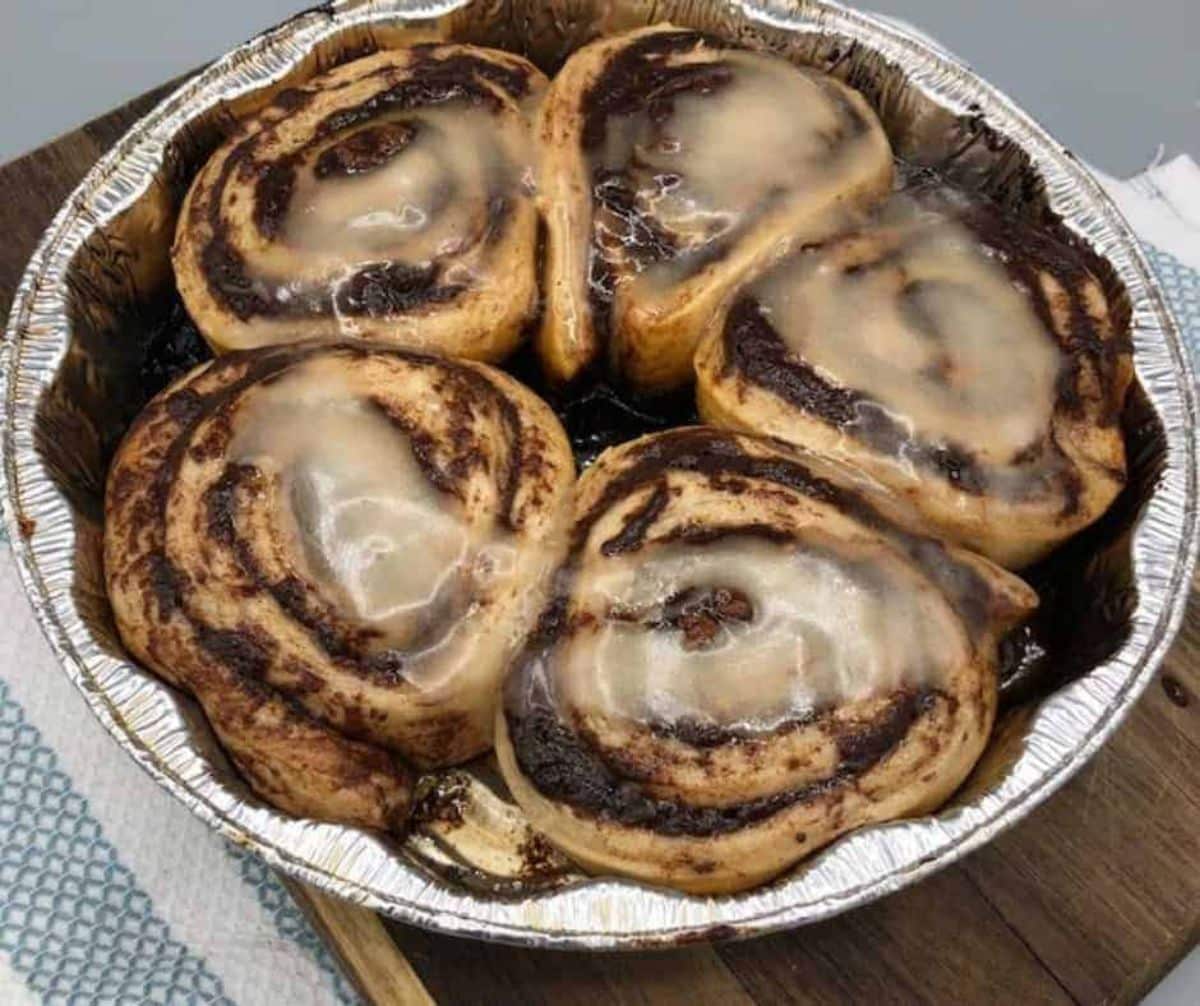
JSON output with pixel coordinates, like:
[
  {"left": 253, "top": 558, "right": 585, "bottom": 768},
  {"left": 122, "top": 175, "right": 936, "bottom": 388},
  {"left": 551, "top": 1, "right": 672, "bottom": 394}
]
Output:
[{"left": 2, "top": 86, "right": 1196, "bottom": 1006}]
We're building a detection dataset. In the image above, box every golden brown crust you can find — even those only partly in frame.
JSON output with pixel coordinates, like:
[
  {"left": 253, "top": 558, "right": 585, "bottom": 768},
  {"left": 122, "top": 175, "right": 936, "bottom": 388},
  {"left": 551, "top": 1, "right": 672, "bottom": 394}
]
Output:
[
  {"left": 496, "top": 428, "right": 1036, "bottom": 893},
  {"left": 105, "top": 341, "right": 574, "bottom": 829},
  {"left": 172, "top": 45, "right": 546, "bottom": 360},
  {"left": 535, "top": 24, "right": 893, "bottom": 392}
]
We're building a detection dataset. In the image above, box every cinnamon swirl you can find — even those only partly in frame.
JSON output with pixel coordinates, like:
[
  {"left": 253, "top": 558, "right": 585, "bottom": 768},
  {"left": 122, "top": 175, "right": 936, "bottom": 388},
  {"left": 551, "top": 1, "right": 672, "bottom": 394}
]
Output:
[
  {"left": 695, "top": 188, "right": 1133, "bottom": 568},
  {"left": 105, "top": 342, "right": 574, "bottom": 828},
  {"left": 535, "top": 25, "right": 893, "bottom": 391},
  {"left": 172, "top": 44, "right": 545, "bottom": 360},
  {"left": 496, "top": 428, "right": 1035, "bottom": 893}
]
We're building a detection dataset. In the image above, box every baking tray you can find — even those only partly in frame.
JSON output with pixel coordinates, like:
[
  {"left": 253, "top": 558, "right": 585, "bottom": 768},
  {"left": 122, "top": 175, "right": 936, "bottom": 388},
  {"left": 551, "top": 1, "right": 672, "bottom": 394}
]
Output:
[{"left": 2, "top": 0, "right": 1196, "bottom": 948}]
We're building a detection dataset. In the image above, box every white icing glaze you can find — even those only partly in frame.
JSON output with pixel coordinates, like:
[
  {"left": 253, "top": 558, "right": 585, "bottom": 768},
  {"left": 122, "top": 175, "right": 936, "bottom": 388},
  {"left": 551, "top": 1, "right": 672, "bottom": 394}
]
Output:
[
  {"left": 559, "top": 536, "right": 965, "bottom": 730},
  {"left": 281, "top": 107, "right": 509, "bottom": 271},
  {"left": 753, "top": 201, "right": 1064, "bottom": 465},
  {"left": 591, "top": 49, "right": 878, "bottom": 284},
  {"left": 227, "top": 359, "right": 481, "bottom": 664},
  {"left": 630, "top": 58, "right": 839, "bottom": 247},
  {"left": 218, "top": 95, "right": 534, "bottom": 350}
]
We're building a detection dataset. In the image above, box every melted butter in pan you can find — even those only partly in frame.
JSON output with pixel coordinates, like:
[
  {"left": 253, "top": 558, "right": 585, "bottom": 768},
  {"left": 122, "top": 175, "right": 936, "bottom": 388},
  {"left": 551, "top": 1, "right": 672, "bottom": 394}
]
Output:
[{"left": 559, "top": 536, "right": 965, "bottom": 732}]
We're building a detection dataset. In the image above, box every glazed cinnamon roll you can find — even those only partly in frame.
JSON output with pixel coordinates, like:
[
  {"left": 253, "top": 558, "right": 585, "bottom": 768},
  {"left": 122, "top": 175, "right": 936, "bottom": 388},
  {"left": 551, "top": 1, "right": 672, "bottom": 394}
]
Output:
[
  {"left": 535, "top": 24, "right": 893, "bottom": 392},
  {"left": 172, "top": 44, "right": 545, "bottom": 360},
  {"left": 695, "top": 190, "right": 1133, "bottom": 569},
  {"left": 496, "top": 428, "right": 1035, "bottom": 893},
  {"left": 105, "top": 342, "right": 574, "bottom": 828}
]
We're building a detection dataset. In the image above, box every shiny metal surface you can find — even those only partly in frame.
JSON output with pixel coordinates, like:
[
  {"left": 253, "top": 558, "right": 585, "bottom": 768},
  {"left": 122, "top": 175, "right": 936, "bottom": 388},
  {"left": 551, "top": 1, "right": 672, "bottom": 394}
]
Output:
[{"left": 2, "top": 0, "right": 1196, "bottom": 948}]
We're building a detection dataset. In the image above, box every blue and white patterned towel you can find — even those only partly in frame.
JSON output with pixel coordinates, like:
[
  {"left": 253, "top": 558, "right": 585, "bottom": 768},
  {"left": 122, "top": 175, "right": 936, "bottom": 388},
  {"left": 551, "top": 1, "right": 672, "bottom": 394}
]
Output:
[{"left": 0, "top": 140, "right": 1197, "bottom": 1005}]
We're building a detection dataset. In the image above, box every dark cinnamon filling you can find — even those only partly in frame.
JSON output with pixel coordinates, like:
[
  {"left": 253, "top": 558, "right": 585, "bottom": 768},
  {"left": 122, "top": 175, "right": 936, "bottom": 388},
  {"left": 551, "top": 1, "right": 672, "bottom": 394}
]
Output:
[
  {"left": 137, "top": 343, "right": 533, "bottom": 710},
  {"left": 605, "top": 581, "right": 756, "bottom": 650},
  {"left": 722, "top": 295, "right": 989, "bottom": 495},
  {"left": 659, "top": 585, "right": 754, "bottom": 650},
  {"left": 719, "top": 169, "right": 1129, "bottom": 512},
  {"left": 902, "top": 165, "right": 1132, "bottom": 428},
  {"left": 571, "top": 428, "right": 995, "bottom": 633},
  {"left": 577, "top": 29, "right": 874, "bottom": 351},
  {"left": 580, "top": 31, "right": 733, "bottom": 344},
  {"left": 580, "top": 31, "right": 729, "bottom": 150},
  {"left": 505, "top": 671, "right": 937, "bottom": 837},
  {"left": 314, "top": 121, "right": 419, "bottom": 178},
  {"left": 499, "top": 425, "right": 1004, "bottom": 833},
  {"left": 195, "top": 49, "right": 527, "bottom": 321}
]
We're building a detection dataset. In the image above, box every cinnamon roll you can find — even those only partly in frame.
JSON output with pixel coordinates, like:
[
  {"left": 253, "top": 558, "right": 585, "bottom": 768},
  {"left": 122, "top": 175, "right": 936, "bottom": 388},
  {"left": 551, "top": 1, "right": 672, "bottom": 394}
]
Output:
[
  {"left": 496, "top": 428, "right": 1035, "bottom": 893},
  {"left": 104, "top": 342, "right": 574, "bottom": 828},
  {"left": 535, "top": 25, "right": 893, "bottom": 392},
  {"left": 172, "top": 44, "right": 545, "bottom": 360},
  {"left": 695, "top": 189, "right": 1133, "bottom": 568}
]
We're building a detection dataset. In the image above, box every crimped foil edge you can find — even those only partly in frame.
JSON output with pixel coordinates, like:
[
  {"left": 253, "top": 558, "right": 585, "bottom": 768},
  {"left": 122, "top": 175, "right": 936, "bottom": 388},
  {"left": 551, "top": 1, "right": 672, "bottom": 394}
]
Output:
[{"left": 1, "top": 0, "right": 1195, "bottom": 948}]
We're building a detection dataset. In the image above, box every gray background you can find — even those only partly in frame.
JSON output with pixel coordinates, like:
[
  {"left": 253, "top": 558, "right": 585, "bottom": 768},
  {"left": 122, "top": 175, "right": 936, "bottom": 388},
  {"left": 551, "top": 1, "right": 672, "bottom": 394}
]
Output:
[
  {"left": 0, "top": 2, "right": 1196, "bottom": 1003},
  {"left": 0, "top": 1, "right": 1197, "bottom": 171}
]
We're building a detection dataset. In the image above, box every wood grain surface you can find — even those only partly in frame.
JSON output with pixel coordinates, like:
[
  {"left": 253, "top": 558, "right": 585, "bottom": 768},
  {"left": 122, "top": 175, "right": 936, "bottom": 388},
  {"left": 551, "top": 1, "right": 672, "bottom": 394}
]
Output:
[{"left": 1, "top": 85, "right": 1196, "bottom": 1006}]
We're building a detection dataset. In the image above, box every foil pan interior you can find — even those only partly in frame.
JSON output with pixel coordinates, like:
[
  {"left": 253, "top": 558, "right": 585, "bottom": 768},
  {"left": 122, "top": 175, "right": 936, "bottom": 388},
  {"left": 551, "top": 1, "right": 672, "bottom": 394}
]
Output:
[{"left": 2, "top": 0, "right": 1196, "bottom": 947}]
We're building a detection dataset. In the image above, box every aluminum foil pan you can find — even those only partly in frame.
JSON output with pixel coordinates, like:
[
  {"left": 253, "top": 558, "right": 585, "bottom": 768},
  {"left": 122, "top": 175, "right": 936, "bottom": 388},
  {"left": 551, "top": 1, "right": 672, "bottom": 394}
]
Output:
[{"left": 2, "top": 0, "right": 1196, "bottom": 948}]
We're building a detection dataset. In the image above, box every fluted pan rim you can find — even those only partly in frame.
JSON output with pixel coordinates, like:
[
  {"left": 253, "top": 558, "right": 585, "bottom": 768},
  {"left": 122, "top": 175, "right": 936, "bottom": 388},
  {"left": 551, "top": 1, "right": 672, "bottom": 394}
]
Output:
[{"left": 1, "top": 0, "right": 1196, "bottom": 947}]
